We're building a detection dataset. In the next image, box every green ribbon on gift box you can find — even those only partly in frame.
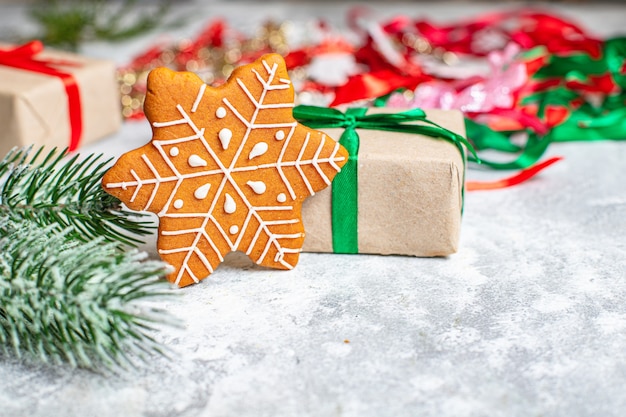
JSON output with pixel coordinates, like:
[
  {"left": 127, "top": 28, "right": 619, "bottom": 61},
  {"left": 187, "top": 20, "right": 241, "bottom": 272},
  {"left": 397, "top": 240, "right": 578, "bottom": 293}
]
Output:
[{"left": 293, "top": 105, "right": 475, "bottom": 254}]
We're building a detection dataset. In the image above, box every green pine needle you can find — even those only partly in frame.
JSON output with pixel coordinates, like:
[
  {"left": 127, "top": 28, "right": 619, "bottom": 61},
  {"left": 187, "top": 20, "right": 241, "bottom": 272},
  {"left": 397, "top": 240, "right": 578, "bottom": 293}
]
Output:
[
  {"left": 0, "top": 146, "right": 153, "bottom": 247},
  {"left": 0, "top": 147, "right": 177, "bottom": 369},
  {"left": 0, "top": 218, "right": 174, "bottom": 369},
  {"left": 29, "top": 0, "right": 175, "bottom": 51}
]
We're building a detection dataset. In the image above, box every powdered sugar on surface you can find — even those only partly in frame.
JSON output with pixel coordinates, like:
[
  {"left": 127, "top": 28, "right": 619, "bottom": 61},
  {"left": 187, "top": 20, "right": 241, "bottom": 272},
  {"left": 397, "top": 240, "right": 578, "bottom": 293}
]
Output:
[{"left": 2, "top": 140, "right": 625, "bottom": 417}]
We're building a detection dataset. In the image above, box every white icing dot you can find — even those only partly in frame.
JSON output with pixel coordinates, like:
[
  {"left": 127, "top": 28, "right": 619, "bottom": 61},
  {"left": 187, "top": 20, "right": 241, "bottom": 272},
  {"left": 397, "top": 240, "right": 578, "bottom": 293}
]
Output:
[
  {"left": 277, "top": 193, "right": 287, "bottom": 203},
  {"left": 194, "top": 183, "right": 211, "bottom": 200},
  {"left": 173, "top": 199, "right": 184, "bottom": 209},
  {"left": 224, "top": 193, "right": 236, "bottom": 214},
  {"left": 229, "top": 225, "right": 239, "bottom": 235},
  {"left": 275, "top": 130, "right": 285, "bottom": 140},
  {"left": 219, "top": 128, "right": 232, "bottom": 150},
  {"left": 248, "top": 142, "right": 268, "bottom": 160},
  {"left": 169, "top": 147, "right": 179, "bottom": 157},
  {"left": 246, "top": 180, "right": 266, "bottom": 195},
  {"left": 188, "top": 154, "right": 208, "bottom": 167},
  {"left": 216, "top": 107, "right": 227, "bottom": 118}
]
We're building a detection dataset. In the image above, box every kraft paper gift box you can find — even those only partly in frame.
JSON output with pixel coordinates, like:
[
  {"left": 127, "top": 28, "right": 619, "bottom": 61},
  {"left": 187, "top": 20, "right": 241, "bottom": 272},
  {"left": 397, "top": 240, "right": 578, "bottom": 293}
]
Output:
[
  {"left": 300, "top": 108, "right": 465, "bottom": 257},
  {"left": 0, "top": 41, "right": 121, "bottom": 156}
]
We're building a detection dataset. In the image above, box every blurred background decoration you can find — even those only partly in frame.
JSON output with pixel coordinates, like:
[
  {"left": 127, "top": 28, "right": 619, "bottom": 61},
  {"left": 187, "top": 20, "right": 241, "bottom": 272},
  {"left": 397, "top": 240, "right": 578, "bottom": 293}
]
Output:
[
  {"left": 1, "top": 0, "right": 623, "bottom": 52},
  {"left": 1, "top": 0, "right": 624, "bottom": 177},
  {"left": 11, "top": 0, "right": 178, "bottom": 51}
]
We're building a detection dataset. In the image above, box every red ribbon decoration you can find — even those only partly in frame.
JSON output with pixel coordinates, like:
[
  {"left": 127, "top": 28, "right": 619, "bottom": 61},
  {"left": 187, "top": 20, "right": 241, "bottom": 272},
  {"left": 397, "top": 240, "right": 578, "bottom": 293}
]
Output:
[
  {"left": 0, "top": 41, "right": 83, "bottom": 151},
  {"left": 407, "top": 10, "right": 603, "bottom": 58},
  {"left": 466, "top": 156, "right": 563, "bottom": 191}
]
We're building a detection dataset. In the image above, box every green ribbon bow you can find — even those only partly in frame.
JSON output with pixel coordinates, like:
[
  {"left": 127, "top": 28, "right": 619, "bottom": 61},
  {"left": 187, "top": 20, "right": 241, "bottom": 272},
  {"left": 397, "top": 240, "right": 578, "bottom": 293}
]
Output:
[{"left": 293, "top": 105, "right": 475, "bottom": 254}]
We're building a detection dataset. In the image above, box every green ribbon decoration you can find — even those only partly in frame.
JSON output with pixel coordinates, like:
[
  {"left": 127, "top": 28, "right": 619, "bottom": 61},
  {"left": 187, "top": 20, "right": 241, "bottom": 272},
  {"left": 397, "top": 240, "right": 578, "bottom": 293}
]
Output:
[
  {"left": 369, "top": 38, "right": 626, "bottom": 172},
  {"left": 293, "top": 105, "right": 474, "bottom": 254},
  {"left": 534, "top": 37, "right": 626, "bottom": 90},
  {"left": 464, "top": 37, "right": 626, "bottom": 170},
  {"left": 464, "top": 119, "right": 553, "bottom": 170}
]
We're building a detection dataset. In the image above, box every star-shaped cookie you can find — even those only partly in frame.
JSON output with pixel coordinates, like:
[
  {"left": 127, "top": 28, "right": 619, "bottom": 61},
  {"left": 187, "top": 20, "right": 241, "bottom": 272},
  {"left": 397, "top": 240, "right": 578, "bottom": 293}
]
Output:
[{"left": 102, "top": 54, "right": 348, "bottom": 287}]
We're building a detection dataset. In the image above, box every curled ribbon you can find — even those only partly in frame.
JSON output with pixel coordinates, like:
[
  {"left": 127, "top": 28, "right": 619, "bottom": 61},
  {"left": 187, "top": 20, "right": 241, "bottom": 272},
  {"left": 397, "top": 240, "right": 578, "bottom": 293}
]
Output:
[
  {"left": 293, "top": 105, "right": 475, "bottom": 253},
  {"left": 0, "top": 41, "right": 83, "bottom": 151}
]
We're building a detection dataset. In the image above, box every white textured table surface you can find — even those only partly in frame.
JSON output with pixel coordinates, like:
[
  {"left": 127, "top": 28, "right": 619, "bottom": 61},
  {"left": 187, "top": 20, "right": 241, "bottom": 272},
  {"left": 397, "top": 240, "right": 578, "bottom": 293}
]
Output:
[{"left": 1, "top": 2, "right": 626, "bottom": 417}]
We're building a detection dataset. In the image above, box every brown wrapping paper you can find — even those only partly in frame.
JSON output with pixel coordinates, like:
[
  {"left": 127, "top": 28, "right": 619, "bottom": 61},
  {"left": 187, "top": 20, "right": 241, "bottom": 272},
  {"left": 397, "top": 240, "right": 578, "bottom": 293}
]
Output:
[
  {"left": 301, "top": 108, "right": 465, "bottom": 257},
  {"left": 0, "top": 45, "right": 121, "bottom": 156}
]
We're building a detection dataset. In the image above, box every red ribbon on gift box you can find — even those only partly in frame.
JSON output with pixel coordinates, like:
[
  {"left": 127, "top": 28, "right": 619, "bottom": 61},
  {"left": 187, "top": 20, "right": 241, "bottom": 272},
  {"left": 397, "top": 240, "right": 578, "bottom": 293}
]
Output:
[{"left": 0, "top": 41, "right": 83, "bottom": 151}]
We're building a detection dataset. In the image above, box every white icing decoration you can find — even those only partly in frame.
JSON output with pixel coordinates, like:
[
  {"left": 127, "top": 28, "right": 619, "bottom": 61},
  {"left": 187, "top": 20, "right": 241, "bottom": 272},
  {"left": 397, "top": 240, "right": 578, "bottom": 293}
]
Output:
[
  {"left": 276, "top": 193, "right": 286, "bottom": 203},
  {"left": 194, "top": 183, "right": 211, "bottom": 200},
  {"left": 224, "top": 193, "right": 236, "bottom": 214},
  {"left": 248, "top": 142, "right": 268, "bottom": 160},
  {"left": 218, "top": 128, "right": 232, "bottom": 150},
  {"left": 229, "top": 225, "right": 239, "bottom": 235},
  {"left": 275, "top": 130, "right": 285, "bottom": 140},
  {"left": 188, "top": 154, "right": 208, "bottom": 167},
  {"left": 216, "top": 107, "right": 227, "bottom": 118},
  {"left": 169, "top": 147, "right": 179, "bottom": 156},
  {"left": 191, "top": 83, "right": 206, "bottom": 113},
  {"left": 173, "top": 199, "right": 184, "bottom": 209},
  {"left": 246, "top": 180, "right": 266, "bottom": 195},
  {"left": 106, "top": 60, "right": 346, "bottom": 285}
]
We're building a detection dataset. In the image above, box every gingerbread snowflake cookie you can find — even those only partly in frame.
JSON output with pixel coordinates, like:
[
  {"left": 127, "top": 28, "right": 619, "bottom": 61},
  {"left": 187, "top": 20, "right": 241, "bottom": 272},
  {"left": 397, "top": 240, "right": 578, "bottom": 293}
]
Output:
[{"left": 102, "top": 54, "right": 348, "bottom": 287}]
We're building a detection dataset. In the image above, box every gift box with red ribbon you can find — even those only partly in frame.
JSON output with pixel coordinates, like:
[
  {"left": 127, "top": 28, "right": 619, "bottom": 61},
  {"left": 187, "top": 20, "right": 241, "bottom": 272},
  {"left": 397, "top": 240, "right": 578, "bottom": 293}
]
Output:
[
  {"left": 296, "top": 106, "right": 467, "bottom": 257},
  {"left": 0, "top": 41, "right": 121, "bottom": 156}
]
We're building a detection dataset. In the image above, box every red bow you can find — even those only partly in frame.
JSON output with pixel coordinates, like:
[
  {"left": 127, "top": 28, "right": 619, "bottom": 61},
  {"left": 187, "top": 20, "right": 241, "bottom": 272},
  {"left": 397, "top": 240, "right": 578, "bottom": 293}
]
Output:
[{"left": 0, "top": 41, "right": 83, "bottom": 151}]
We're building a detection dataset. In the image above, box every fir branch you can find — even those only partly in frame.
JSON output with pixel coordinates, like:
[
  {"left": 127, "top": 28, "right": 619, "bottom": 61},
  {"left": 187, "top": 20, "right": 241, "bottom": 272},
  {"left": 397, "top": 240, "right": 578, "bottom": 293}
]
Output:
[
  {"left": 29, "top": 0, "right": 175, "bottom": 51},
  {"left": 0, "top": 218, "right": 174, "bottom": 369},
  {"left": 0, "top": 147, "right": 153, "bottom": 247}
]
